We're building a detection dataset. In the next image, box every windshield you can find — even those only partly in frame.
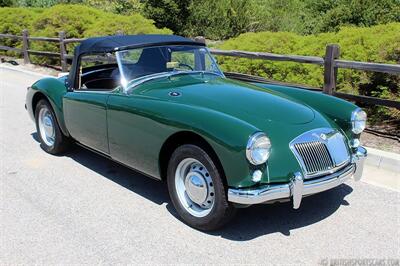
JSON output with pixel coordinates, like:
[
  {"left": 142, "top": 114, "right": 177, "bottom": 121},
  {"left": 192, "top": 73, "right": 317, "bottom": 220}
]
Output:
[{"left": 115, "top": 45, "right": 223, "bottom": 89}]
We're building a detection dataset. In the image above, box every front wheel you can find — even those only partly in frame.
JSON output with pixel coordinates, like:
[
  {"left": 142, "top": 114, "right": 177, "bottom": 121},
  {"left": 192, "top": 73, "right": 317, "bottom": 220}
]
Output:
[
  {"left": 35, "top": 99, "right": 70, "bottom": 154},
  {"left": 167, "top": 144, "right": 236, "bottom": 231}
]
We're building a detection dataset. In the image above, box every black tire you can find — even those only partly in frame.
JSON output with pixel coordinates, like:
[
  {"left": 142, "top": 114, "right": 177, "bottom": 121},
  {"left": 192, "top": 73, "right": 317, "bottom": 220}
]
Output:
[
  {"left": 167, "top": 144, "right": 236, "bottom": 231},
  {"left": 35, "top": 99, "right": 70, "bottom": 154}
]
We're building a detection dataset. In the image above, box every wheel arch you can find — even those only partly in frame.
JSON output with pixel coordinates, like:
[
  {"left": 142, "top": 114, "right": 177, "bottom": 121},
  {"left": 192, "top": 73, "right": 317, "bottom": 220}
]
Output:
[
  {"left": 28, "top": 78, "right": 70, "bottom": 137},
  {"left": 32, "top": 91, "right": 47, "bottom": 114},
  {"left": 158, "top": 131, "right": 228, "bottom": 188}
]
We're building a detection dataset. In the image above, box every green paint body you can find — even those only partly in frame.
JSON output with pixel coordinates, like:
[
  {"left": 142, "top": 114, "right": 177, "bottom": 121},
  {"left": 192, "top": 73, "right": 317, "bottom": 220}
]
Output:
[{"left": 26, "top": 73, "right": 359, "bottom": 188}]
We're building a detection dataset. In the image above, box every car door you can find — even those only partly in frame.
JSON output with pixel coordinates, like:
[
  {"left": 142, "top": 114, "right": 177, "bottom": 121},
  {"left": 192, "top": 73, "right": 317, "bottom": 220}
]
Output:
[
  {"left": 106, "top": 91, "right": 172, "bottom": 179},
  {"left": 64, "top": 91, "right": 110, "bottom": 154},
  {"left": 63, "top": 53, "right": 119, "bottom": 154}
]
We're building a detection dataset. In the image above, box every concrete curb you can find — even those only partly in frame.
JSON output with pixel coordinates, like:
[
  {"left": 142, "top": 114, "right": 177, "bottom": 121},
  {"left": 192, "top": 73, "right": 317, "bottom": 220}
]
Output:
[{"left": 365, "top": 147, "right": 400, "bottom": 173}]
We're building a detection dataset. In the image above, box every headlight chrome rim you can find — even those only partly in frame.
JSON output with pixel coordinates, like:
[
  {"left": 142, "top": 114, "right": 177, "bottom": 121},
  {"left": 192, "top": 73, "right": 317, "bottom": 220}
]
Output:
[
  {"left": 246, "top": 132, "right": 271, "bottom": 165},
  {"left": 351, "top": 108, "right": 367, "bottom": 134}
]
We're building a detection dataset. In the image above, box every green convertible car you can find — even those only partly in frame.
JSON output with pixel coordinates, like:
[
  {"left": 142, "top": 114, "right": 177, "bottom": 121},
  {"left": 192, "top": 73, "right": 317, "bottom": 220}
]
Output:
[{"left": 26, "top": 35, "right": 367, "bottom": 230}]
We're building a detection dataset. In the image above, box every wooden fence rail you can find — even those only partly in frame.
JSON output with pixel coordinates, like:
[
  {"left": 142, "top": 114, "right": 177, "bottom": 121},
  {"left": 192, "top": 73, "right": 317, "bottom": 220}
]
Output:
[{"left": 0, "top": 31, "right": 399, "bottom": 109}]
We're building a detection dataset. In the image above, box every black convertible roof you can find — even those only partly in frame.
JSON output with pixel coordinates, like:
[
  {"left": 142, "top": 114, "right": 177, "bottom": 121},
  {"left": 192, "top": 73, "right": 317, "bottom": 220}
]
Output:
[
  {"left": 67, "top": 34, "right": 205, "bottom": 89},
  {"left": 75, "top": 34, "right": 204, "bottom": 56}
]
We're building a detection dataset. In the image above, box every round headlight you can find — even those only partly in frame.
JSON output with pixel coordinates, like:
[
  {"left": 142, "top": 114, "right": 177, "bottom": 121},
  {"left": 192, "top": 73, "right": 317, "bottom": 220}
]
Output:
[
  {"left": 246, "top": 132, "right": 271, "bottom": 165},
  {"left": 351, "top": 108, "right": 367, "bottom": 134}
]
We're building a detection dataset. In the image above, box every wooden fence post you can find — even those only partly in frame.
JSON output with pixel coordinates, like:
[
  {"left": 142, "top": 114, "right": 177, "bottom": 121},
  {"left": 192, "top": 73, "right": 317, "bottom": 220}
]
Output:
[
  {"left": 59, "top": 31, "right": 67, "bottom": 72},
  {"left": 323, "top": 44, "right": 340, "bottom": 94},
  {"left": 22, "top": 29, "right": 30, "bottom": 64}
]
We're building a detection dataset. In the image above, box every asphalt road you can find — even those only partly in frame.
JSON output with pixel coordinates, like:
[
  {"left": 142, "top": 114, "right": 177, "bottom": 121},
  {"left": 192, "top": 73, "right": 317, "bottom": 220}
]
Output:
[{"left": 1, "top": 66, "right": 399, "bottom": 265}]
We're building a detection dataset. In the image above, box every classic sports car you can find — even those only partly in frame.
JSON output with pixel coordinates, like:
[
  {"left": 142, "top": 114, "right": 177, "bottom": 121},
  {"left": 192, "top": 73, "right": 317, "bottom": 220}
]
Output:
[{"left": 26, "top": 35, "right": 367, "bottom": 230}]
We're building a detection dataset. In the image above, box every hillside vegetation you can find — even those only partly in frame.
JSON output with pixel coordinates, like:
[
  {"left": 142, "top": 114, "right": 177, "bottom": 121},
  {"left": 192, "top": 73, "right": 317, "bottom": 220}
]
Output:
[
  {"left": 0, "top": 4, "right": 171, "bottom": 64},
  {"left": 0, "top": 1, "right": 399, "bottom": 122},
  {"left": 2, "top": 0, "right": 399, "bottom": 40},
  {"left": 216, "top": 23, "right": 400, "bottom": 121}
]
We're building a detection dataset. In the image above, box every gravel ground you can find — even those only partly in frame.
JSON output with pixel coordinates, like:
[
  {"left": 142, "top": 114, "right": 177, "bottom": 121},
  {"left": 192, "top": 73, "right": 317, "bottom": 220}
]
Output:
[{"left": 1, "top": 66, "right": 399, "bottom": 265}]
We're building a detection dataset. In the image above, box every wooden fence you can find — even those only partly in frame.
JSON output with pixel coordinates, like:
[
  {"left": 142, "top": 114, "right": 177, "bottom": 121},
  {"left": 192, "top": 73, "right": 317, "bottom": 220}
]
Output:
[{"left": 1, "top": 31, "right": 399, "bottom": 109}]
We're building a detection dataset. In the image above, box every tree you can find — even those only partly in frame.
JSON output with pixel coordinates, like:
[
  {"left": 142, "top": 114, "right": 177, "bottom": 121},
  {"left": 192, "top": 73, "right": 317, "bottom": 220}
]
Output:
[
  {"left": 184, "top": 0, "right": 259, "bottom": 39},
  {"left": 0, "top": 0, "right": 14, "bottom": 6},
  {"left": 304, "top": 0, "right": 400, "bottom": 33},
  {"left": 143, "top": 0, "right": 192, "bottom": 35}
]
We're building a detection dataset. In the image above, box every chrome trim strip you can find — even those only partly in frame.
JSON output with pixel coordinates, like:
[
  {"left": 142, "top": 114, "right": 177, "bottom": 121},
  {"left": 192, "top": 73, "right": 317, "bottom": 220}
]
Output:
[{"left": 228, "top": 146, "right": 367, "bottom": 208}]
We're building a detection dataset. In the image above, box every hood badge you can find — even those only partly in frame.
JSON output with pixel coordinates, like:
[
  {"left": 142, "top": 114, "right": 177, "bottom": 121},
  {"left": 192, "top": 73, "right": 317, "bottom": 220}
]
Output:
[{"left": 169, "top": 91, "right": 181, "bottom": 97}]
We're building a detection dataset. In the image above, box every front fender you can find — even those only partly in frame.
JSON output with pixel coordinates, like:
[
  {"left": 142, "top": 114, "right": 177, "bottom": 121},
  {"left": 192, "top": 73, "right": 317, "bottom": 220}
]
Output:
[
  {"left": 252, "top": 83, "right": 359, "bottom": 139},
  {"left": 154, "top": 101, "right": 260, "bottom": 188},
  {"left": 26, "top": 77, "right": 69, "bottom": 136}
]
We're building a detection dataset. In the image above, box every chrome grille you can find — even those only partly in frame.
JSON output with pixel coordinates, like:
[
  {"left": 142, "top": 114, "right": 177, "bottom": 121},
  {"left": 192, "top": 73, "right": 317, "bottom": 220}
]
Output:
[
  {"left": 294, "top": 141, "right": 334, "bottom": 176},
  {"left": 290, "top": 128, "right": 351, "bottom": 179}
]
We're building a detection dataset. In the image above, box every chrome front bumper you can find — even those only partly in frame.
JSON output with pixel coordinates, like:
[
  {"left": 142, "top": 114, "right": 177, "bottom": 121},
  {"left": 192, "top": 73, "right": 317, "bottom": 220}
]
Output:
[{"left": 228, "top": 146, "right": 367, "bottom": 208}]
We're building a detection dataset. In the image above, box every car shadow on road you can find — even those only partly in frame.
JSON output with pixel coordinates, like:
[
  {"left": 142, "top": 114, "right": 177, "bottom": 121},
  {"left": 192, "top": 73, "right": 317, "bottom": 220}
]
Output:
[
  {"left": 31, "top": 133, "right": 353, "bottom": 241},
  {"left": 209, "top": 185, "right": 352, "bottom": 240}
]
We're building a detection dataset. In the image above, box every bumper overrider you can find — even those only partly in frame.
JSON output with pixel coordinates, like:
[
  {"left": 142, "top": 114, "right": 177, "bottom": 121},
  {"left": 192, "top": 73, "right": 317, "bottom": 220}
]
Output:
[{"left": 228, "top": 146, "right": 367, "bottom": 208}]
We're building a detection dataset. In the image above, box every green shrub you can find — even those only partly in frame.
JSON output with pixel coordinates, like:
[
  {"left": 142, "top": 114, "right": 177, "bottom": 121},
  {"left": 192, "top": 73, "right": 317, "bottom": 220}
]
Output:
[
  {"left": 85, "top": 13, "right": 170, "bottom": 37},
  {"left": 0, "top": 7, "right": 40, "bottom": 45},
  {"left": 0, "top": 4, "right": 172, "bottom": 64},
  {"left": 216, "top": 23, "right": 400, "bottom": 120},
  {"left": 0, "top": 7, "right": 42, "bottom": 58}
]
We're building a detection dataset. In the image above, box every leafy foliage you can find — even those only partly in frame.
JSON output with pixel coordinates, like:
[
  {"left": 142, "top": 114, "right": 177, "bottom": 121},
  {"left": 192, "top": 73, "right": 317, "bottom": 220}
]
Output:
[
  {"left": 0, "top": 1, "right": 399, "bottom": 121},
  {"left": 1, "top": 0, "right": 143, "bottom": 13},
  {"left": 183, "top": 0, "right": 258, "bottom": 40},
  {"left": 216, "top": 23, "right": 400, "bottom": 119},
  {"left": 0, "top": 7, "right": 41, "bottom": 51},
  {"left": 84, "top": 0, "right": 142, "bottom": 14},
  {"left": 3, "top": 0, "right": 400, "bottom": 40},
  {"left": 0, "top": 0, "right": 14, "bottom": 6},
  {"left": 143, "top": 0, "right": 191, "bottom": 35},
  {"left": 146, "top": 0, "right": 400, "bottom": 39},
  {"left": 0, "top": 4, "right": 171, "bottom": 64}
]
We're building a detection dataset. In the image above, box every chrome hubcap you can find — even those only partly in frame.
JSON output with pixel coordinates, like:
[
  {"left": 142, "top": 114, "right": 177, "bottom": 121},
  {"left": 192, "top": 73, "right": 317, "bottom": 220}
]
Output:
[
  {"left": 185, "top": 172, "right": 208, "bottom": 205},
  {"left": 38, "top": 107, "right": 55, "bottom": 146},
  {"left": 175, "top": 158, "right": 215, "bottom": 217}
]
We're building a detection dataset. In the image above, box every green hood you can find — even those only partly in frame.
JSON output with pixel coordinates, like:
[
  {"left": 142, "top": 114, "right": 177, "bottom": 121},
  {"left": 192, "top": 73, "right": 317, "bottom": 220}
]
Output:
[{"left": 133, "top": 74, "right": 315, "bottom": 127}]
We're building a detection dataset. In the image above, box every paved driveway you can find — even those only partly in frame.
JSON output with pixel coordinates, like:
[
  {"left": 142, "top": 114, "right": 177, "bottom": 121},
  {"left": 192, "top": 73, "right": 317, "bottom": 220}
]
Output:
[{"left": 1, "top": 66, "right": 399, "bottom": 264}]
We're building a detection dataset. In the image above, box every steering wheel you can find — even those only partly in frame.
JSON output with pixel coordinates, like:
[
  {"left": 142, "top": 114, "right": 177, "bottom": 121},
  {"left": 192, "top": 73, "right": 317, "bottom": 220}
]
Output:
[{"left": 178, "top": 63, "right": 194, "bottom": 71}]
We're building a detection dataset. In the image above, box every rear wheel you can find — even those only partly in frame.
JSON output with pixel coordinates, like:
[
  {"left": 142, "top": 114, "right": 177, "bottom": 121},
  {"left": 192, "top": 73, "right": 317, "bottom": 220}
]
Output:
[
  {"left": 167, "top": 144, "right": 236, "bottom": 231},
  {"left": 35, "top": 99, "right": 70, "bottom": 154}
]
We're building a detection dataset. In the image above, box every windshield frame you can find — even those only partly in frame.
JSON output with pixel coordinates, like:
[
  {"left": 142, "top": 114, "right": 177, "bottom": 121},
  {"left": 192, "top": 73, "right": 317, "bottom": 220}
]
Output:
[{"left": 115, "top": 45, "right": 224, "bottom": 93}]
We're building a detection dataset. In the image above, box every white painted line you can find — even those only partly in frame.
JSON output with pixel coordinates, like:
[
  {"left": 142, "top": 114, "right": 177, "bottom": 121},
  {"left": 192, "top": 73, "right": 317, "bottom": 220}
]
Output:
[{"left": 0, "top": 64, "right": 50, "bottom": 78}]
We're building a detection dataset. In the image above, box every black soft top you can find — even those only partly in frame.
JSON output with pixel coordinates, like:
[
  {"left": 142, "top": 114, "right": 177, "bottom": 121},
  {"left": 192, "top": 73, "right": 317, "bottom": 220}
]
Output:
[
  {"left": 67, "top": 34, "right": 205, "bottom": 88},
  {"left": 75, "top": 34, "right": 204, "bottom": 56}
]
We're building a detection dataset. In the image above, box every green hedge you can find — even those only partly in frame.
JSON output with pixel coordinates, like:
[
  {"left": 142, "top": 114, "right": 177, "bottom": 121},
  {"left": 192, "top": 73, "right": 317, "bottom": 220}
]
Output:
[
  {"left": 0, "top": 4, "right": 171, "bottom": 63},
  {"left": 216, "top": 23, "right": 400, "bottom": 121}
]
